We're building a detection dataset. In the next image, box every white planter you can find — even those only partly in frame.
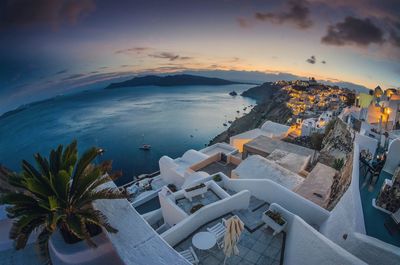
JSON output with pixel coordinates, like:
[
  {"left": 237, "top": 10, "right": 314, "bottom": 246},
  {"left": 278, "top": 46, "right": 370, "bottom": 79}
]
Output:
[
  {"left": 262, "top": 210, "right": 287, "bottom": 236},
  {"left": 49, "top": 228, "right": 123, "bottom": 265},
  {"left": 184, "top": 186, "right": 208, "bottom": 202}
]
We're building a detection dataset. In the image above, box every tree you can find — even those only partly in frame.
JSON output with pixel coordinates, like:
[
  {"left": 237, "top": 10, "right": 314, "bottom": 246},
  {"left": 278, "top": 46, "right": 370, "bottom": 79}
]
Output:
[{"left": 0, "top": 140, "right": 127, "bottom": 264}]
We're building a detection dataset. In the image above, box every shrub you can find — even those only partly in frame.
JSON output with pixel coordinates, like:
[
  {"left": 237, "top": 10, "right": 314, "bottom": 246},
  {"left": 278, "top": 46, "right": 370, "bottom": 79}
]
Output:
[
  {"left": 333, "top": 158, "right": 345, "bottom": 170},
  {"left": 190, "top": 204, "right": 204, "bottom": 214},
  {"left": 310, "top": 133, "right": 325, "bottom": 150},
  {"left": 167, "top": 184, "right": 177, "bottom": 192},
  {"left": 213, "top": 174, "right": 222, "bottom": 182},
  {"left": 265, "top": 210, "right": 286, "bottom": 225},
  {"left": 185, "top": 183, "right": 206, "bottom": 192}
]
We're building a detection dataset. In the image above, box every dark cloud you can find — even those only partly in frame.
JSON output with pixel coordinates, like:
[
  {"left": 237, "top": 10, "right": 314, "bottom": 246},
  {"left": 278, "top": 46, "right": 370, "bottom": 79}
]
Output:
[
  {"left": 321, "top": 17, "right": 384, "bottom": 47},
  {"left": 321, "top": 60, "right": 326, "bottom": 64},
  {"left": 61, "top": 73, "right": 85, "bottom": 81},
  {"left": 55, "top": 69, "right": 68, "bottom": 75},
  {"left": 306, "top": 55, "right": 316, "bottom": 64},
  {"left": 389, "top": 21, "right": 400, "bottom": 47},
  {"left": 0, "top": 0, "right": 95, "bottom": 30},
  {"left": 237, "top": 17, "right": 251, "bottom": 28},
  {"left": 389, "top": 31, "right": 400, "bottom": 47},
  {"left": 114, "top": 47, "right": 152, "bottom": 54},
  {"left": 149, "top": 52, "right": 192, "bottom": 61},
  {"left": 255, "top": 0, "right": 313, "bottom": 29}
]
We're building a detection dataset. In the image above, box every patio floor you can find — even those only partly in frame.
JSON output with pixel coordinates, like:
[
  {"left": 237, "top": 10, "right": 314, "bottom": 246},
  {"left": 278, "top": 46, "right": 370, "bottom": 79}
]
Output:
[
  {"left": 176, "top": 190, "right": 221, "bottom": 215},
  {"left": 198, "top": 162, "right": 237, "bottom": 177},
  {"left": 0, "top": 244, "right": 40, "bottom": 265},
  {"left": 174, "top": 214, "right": 284, "bottom": 265}
]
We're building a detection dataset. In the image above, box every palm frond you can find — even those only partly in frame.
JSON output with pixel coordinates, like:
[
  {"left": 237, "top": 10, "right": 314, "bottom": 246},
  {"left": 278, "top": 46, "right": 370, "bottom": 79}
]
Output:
[
  {"left": 76, "top": 188, "right": 127, "bottom": 208},
  {"left": 70, "top": 147, "right": 100, "bottom": 195},
  {"left": 36, "top": 228, "right": 53, "bottom": 265}
]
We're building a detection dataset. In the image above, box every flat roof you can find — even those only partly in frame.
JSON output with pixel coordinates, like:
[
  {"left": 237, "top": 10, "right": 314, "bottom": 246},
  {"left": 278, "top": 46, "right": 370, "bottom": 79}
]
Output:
[{"left": 244, "top": 135, "right": 315, "bottom": 158}]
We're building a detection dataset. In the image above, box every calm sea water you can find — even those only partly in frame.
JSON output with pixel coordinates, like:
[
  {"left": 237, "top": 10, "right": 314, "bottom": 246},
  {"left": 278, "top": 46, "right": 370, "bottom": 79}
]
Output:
[{"left": 0, "top": 85, "right": 254, "bottom": 185}]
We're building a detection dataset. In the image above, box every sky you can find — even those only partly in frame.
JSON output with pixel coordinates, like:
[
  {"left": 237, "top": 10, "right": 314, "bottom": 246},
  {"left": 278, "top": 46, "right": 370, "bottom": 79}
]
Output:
[{"left": 0, "top": 0, "right": 399, "bottom": 114}]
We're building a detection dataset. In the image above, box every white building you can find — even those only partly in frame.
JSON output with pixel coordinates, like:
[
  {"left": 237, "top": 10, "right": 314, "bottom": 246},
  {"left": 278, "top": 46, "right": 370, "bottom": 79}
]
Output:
[
  {"left": 230, "top": 120, "right": 290, "bottom": 152},
  {"left": 301, "top": 111, "right": 333, "bottom": 136}
]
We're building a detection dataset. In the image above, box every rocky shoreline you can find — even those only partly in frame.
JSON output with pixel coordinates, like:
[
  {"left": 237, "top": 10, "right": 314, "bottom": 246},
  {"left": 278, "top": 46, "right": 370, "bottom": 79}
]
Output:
[{"left": 209, "top": 82, "right": 292, "bottom": 145}]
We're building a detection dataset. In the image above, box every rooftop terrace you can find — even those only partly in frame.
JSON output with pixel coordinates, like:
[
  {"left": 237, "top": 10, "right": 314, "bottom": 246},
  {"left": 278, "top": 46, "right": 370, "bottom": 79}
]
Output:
[
  {"left": 176, "top": 190, "right": 221, "bottom": 215},
  {"left": 173, "top": 214, "right": 285, "bottom": 265},
  {"left": 197, "top": 161, "right": 237, "bottom": 177}
]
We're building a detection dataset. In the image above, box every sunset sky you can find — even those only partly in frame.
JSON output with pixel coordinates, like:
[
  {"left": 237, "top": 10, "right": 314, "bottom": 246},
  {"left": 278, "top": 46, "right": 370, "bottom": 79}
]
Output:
[{"left": 0, "top": 0, "right": 399, "bottom": 113}]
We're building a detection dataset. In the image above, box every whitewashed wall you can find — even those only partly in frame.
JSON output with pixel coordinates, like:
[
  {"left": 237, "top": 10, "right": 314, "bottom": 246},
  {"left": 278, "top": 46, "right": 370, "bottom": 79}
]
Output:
[
  {"left": 269, "top": 203, "right": 366, "bottom": 265},
  {"left": 223, "top": 176, "right": 329, "bottom": 226},
  {"left": 159, "top": 192, "right": 188, "bottom": 227},
  {"left": 356, "top": 133, "right": 378, "bottom": 156},
  {"left": 161, "top": 190, "right": 250, "bottom": 247}
]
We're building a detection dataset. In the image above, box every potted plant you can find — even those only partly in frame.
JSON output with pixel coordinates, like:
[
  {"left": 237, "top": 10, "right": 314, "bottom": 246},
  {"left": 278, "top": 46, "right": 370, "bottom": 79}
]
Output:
[
  {"left": 0, "top": 140, "right": 127, "bottom": 264},
  {"left": 190, "top": 204, "right": 204, "bottom": 214},
  {"left": 212, "top": 174, "right": 223, "bottom": 186},
  {"left": 262, "top": 209, "right": 287, "bottom": 236},
  {"left": 167, "top": 184, "right": 177, "bottom": 192},
  {"left": 183, "top": 183, "right": 207, "bottom": 202}
]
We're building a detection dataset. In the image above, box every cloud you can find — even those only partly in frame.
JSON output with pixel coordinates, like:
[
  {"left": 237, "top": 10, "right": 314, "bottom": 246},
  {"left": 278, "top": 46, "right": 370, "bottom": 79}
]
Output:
[
  {"left": 321, "top": 60, "right": 326, "bottom": 64},
  {"left": 61, "top": 73, "right": 85, "bottom": 81},
  {"left": 321, "top": 17, "right": 384, "bottom": 47},
  {"left": 55, "top": 69, "right": 68, "bottom": 75},
  {"left": 389, "top": 22, "right": 400, "bottom": 47},
  {"left": 237, "top": 17, "right": 251, "bottom": 28},
  {"left": 114, "top": 47, "right": 152, "bottom": 54},
  {"left": 149, "top": 52, "right": 192, "bottom": 61},
  {"left": 255, "top": 0, "right": 313, "bottom": 29},
  {"left": 306, "top": 55, "right": 316, "bottom": 64},
  {"left": 0, "top": 0, "right": 95, "bottom": 30}
]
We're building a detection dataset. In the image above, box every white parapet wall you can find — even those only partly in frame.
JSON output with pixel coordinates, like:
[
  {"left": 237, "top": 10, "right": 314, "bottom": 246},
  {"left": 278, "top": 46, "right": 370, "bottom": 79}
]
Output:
[
  {"left": 355, "top": 133, "right": 378, "bottom": 157},
  {"left": 91, "top": 182, "right": 190, "bottom": 265},
  {"left": 222, "top": 176, "right": 329, "bottom": 227},
  {"left": 161, "top": 190, "right": 251, "bottom": 247},
  {"left": 344, "top": 232, "right": 400, "bottom": 265},
  {"left": 159, "top": 191, "right": 189, "bottom": 227},
  {"left": 269, "top": 203, "right": 366, "bottom": 265}
]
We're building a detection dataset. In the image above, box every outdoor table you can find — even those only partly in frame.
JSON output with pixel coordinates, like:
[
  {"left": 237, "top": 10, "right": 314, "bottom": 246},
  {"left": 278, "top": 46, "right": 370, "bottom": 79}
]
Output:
[{"left": 192, "top": 231, "right": 216, "bottom": 250}]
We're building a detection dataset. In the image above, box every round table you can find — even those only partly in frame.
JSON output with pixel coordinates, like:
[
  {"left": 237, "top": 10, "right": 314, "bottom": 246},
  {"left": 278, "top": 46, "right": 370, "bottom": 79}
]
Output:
[{"left": 192, "top": 232, "right": 216, "bottom": 250}]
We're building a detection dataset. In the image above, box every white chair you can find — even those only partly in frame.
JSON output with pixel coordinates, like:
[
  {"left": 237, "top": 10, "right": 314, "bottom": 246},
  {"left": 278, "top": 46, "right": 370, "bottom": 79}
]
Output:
[
  {"left": 207, "top": 217, "right": 228, "bottom": 248},
  {"left": 179, "top": 247, "right": 199, "bottom": 264}
]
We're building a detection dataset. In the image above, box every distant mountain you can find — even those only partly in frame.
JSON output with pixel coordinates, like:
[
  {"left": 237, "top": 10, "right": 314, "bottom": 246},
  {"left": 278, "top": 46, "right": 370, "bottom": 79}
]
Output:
[
  {"left": 105, "top": 74, "right": 247, "bottom": 89},
  {"left": 176, "top": 70, "right": 371, "bottom": 93},
  {"left": 320, "top": 80, "right": 370, "bottom": 93},
  {"left": 241, "top": 82, "right": 282, "bottom": 103}
]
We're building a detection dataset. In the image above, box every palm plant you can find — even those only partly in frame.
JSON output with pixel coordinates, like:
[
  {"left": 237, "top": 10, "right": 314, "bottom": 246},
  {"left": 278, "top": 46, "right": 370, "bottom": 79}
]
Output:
[{"left": 0, "top": 140, "right": 127, "bottom": 264}]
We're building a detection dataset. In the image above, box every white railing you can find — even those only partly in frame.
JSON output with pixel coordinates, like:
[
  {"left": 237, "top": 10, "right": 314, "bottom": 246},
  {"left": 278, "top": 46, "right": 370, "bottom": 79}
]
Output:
[{"left": 161, "top": 190, "right": 250, "bottom": 247}]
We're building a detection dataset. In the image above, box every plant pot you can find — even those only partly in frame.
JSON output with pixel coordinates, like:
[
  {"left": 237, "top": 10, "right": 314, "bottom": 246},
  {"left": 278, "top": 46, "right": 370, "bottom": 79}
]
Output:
[
  {"left": 262, "top": 210, "right": 287, "bottom": 236},
  {"left": 49, "top": 227, "right": 123, "bottom": 265}
]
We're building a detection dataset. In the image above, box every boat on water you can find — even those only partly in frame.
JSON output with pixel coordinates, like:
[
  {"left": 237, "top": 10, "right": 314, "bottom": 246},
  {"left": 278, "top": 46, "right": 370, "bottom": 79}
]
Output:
[
  {"left": 139, "top": 144, "right": 151, "bottom": 150},
  {"left": 223, "top": 123, "right": 228, "bottom": 126}
]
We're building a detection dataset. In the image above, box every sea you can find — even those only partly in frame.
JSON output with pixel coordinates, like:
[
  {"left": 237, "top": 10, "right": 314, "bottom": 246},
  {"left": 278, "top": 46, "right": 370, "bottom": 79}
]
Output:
[{"left": 0, "top": 84, "right": 255, "bottom": 185}]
